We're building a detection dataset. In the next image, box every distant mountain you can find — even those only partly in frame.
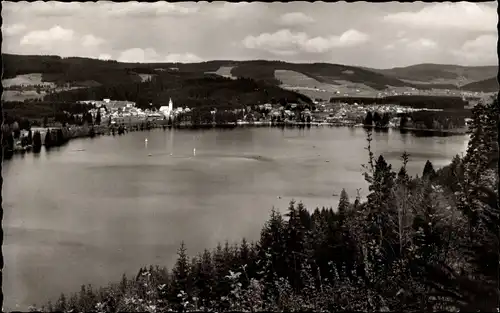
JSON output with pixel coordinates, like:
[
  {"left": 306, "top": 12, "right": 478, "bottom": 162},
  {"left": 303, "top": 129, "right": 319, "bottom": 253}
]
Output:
[
  {"left": 2, "top": 54, "right": 497, "bottom": 94},
  {"left": 461, "top": 77, "right": 499, "bottom": 92},
  {"left": 369, "top": 63, "right": 498, "bottom": 86}
]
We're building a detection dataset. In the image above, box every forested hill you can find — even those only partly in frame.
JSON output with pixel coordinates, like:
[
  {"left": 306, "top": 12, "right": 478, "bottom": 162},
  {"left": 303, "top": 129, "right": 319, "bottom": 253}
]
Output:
[
  {"left": 3, "top": 54, "right": 497, "bottom": 92},
  {"left": 367, "top": 63, "right": 498, "bottom": 92},
  {"left": 43, "top": 72, "right": 313, "bottom": 110},
  {"left": 460, "top": 77, "right": 499, "bottom": 92}
]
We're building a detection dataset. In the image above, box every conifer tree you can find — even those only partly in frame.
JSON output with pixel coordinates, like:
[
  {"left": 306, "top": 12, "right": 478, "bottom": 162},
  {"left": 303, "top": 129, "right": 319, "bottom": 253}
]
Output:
[
  {"left": 33, "top": 130, "right": 42, "bottom": 153},
  {"left": 27, "top": 129, "right": 33, "bottom": 145},
  {"left": 373, "top": 112, "right": 382, "bottom": 127},
  {"left": 44, "top": 130, "right": 53, "bottom": 148},
  {"left": 399, "top": 114, "right": 408, "bottom": 128},
  {"left": 171, "top": 242, "right": 191, "bottom": 310},
  {"left": 456, "top": 98, "right": 499, "bottom": 310},
  {"left": 119, "top": 273, "right": 127, "bottom": 294},
  {"left": 55, "top": 293, "right": 67, "bottom": 312},
  {"left": 338, "top": 189, "right": 350, "bottom": 215},
  {"left": 363, "top": 154, "right": 399, "bottom": 285},
  {"left": 68, "top": 293, "right": 78, "bottom": 312},
  {"left": 212, "top": 242, "right": 231, "bottom": 310},
  {"left": 422, "top": 160, "right": 436, "bottom": 180},
  {"left": 285, "top": 201, "right": 308, "bottom": 292},
  {"left": 364, "top": 111, "right": 373, "bottom": 126},
  {"left": 95, "top": 108, "right": 102, "bottom": 125},
  {"left": 195, "top": 249, "right": 215, "bottom": 307},
  {"left": 258, "top": 208, "right": 287, "bottom": 301}
]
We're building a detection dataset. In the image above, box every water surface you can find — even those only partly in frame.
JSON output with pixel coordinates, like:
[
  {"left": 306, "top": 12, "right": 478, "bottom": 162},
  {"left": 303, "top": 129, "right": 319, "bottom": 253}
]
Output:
[{"left": 3, "top": 127, "right": 468, "bottom": 310}]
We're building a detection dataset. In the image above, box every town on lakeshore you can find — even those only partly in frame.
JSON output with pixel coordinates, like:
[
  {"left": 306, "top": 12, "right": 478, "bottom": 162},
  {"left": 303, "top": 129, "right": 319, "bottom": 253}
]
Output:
[
  {"left": 2, "top": 1, "right": 499, "bottom": 313},
  {"left": 2, "top": 82, "right": 491, "bottom": 158}
]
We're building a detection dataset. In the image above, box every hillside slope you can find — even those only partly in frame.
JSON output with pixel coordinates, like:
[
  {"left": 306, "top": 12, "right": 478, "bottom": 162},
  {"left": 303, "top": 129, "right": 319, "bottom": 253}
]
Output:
[
  {"left": 2, "top": 54, "right": 497, "bottom": 93},
  {"left": 460, "top": 77, "right": 499, "bottom": 92},
  {"left": 42, "top": 71, "right": 313, "bottom": 109},
  {"left": 370, "top": 63, "right": 498, "bottom": 86}
]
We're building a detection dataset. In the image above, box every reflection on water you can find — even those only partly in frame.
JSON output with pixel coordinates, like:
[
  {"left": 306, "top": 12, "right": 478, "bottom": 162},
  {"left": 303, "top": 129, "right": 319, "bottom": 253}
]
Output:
[{"left": 3, "top": 127, "right": 468, "bottom": 310}]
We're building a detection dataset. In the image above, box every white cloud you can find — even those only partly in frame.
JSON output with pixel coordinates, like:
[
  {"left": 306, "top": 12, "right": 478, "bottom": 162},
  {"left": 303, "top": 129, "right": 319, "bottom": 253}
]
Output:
[
  {"left": 211, "top": 2, "right": 256, "bottom": 20},
  {"left": 383, "top": 2, "right": 497, "bottom": 32},
  {"left": 279, "top": 12, "right": 315, "bottom": 26},
  {"left": 98, "top": 54, "right": 112, "bottom": 61},
  {"left": 117, "top": 48, "right": 202, "bottom": 63},
  {"left": 242, "top": 29, "right": 369, "bottom": 55},
  {"left": 2, "top": 23, "right": 27, "bottom": 36},
  {"left": 407, "top": 38, "right": 438, "bottom": 50},
  {"left": 384, "top": 44, "right": 396, "bottom": 50},
  {"left": 118, "top": 48, "right": 160, "bottom": 63},
  {"left": 384, "top": 37, "right": 437, "bottom": 52},
  {"left": 82, "top": 34, "right": 105, "bottom": 48},
  {"left": 103, "top": 2, "right": 199, "bottom": 18},
  {"left": 20, "top": 26, "right": 74, "bottom": 49},
  {"left": 452, "top": 34, "right": 498, "bottom": 65},
  {"left": 164, "top": 53, "right": 203, "bottom": 63},
  {"left": 4, "top": 1, "right": 83, "bottom": 16}
]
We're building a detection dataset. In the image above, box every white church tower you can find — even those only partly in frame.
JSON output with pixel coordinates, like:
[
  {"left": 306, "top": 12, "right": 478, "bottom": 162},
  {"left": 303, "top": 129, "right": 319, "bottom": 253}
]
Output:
[{"left": 159, "top": 98, "right": 174, "bottom": 118}]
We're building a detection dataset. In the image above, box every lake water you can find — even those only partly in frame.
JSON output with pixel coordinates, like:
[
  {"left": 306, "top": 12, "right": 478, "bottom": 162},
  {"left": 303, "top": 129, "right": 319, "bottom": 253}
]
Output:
[{"left": 3, "top": 127, "right": 468, "bottom": 310}]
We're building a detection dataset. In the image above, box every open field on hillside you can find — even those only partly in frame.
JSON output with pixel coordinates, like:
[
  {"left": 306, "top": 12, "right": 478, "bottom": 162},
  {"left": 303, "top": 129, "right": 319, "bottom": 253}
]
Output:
[
  {"left": 275, "top": 70, "right": 380, "bottom": 100},
  {"left": 2, "top": 72, "right": 86, "bottom": 101},
  {"left": 2, "top": 73, "right": 56, "bottom": 88},
  {"left": 137, "top": 74, "right": 155, "bottom": 82},
  {"left": 206, "top": 66, "right": 237, "bottom": 80},
  {"left": 401, "top": 78, "right": 464, "bottom": 85},
  {"left": 1, "top": 90, "right": 45, "bottom": 102}
]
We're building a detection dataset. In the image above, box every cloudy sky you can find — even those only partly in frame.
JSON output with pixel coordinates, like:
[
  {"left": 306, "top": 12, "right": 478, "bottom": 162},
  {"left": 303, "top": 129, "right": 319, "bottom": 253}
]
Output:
[{"left": 2, "top": 1, "right": 498, "bottom": 68}]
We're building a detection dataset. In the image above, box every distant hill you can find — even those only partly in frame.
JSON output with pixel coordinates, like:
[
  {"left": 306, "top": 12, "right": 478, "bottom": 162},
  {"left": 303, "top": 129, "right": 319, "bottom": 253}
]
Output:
[
  {"left": 460, "top": 77, "right": 499, "bottom": 92},
  {"left": 369, "top": 63, "right": 498, "bottom": 86},
  {"left": 2, "top": 54, "right": 497, "bottom": 98},
  {"left": 42, "top": 71, "right": 313, "bottom": 110}
]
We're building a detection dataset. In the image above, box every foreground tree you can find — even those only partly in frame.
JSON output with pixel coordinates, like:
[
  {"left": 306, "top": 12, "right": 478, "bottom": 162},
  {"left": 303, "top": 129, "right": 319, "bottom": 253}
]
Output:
[{"left": 422, "top": 160, "right": 436, "bottom": 180}]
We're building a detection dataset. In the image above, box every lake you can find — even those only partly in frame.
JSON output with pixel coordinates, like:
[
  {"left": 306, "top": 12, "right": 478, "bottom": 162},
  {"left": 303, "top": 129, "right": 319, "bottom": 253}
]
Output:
[{"left": 2, "top": 127, "right": 468, "bottom": 310}]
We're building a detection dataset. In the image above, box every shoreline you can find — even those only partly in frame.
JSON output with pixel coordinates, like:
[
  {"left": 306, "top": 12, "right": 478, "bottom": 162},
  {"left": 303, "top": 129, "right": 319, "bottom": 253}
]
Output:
[{"left": 5, "top": 121, "right": 467, "bottom": 158}]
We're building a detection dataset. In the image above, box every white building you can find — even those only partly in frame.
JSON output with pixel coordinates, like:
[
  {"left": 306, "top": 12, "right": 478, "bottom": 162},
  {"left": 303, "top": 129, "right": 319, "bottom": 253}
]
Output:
[{"left": 159, "top": 98, "right": 174, "bottom": 118}]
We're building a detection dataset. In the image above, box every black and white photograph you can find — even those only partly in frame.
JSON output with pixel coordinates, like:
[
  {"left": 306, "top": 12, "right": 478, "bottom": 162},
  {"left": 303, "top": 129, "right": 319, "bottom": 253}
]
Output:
[{"left": 1, "top": 1, "right": 499, "bottom": 312}]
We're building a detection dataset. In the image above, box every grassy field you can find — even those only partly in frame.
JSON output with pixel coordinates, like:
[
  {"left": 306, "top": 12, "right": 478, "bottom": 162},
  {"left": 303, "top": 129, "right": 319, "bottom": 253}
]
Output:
[
  {"left": 2, "top": 73, "right": 95, "bottom": 101},
  {"left": 137, "top": 74, "right": 155, "bottom": 82},
  {"left": 2, "top": 73, "right": 56, "bottom": 87},
  {"left": 1, "top": 90, "right": 45, "bottom": 102},
  {"left": 275, "top": 70, "right": 392, "bottom": 100},
  {"left": 206, "top": 66, "right": 238, "bottom": 80}
]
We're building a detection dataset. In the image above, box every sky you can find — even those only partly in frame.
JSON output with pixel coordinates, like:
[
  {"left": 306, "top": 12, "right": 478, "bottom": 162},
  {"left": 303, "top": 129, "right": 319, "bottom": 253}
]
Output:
[{"left": 2, "top": 1, "right": 498, "bottom": 68}]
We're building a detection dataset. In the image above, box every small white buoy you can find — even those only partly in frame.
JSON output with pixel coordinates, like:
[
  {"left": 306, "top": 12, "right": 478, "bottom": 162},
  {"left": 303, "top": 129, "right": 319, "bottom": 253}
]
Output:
[
  {"left": 145, "top": 138, "right": 148, "bottom": 143},
  {"left": 193, "top": 148, "right": 196, "bottom": 156}
]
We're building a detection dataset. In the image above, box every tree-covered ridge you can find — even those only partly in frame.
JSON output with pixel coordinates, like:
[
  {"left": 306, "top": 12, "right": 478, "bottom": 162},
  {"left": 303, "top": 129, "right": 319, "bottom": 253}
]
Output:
[
  {"left": 3, "top": 54, "right": 496, "bottom": 92},
  {"left": 42, "top": 73, "right": 313, "bottom": 110},
  {"left": 230, "top": 61, "right": 459, "bottom": 91},
  {"left": 460, "top": 77, "right": 499, "bottom": 93},
  {"left": 31, "top": 97, "right": 498, "bottom": 312},
  {"left": 368, "top": 63, "right": 497, "bottom": 88}
]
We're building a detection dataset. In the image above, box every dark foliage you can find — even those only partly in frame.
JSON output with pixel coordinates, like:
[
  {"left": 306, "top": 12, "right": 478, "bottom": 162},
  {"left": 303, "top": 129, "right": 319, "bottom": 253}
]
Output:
[{"left": 43, "top": 74, "right": 312, "bottom": 111}]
